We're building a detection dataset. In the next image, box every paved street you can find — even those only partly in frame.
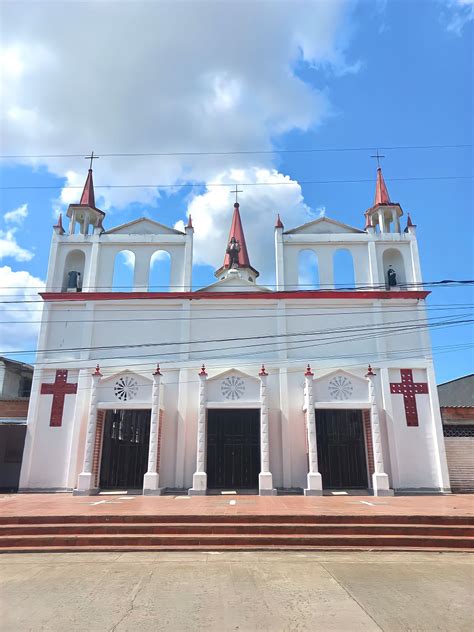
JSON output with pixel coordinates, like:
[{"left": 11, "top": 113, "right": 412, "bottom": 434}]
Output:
[{"left": 1, "top": 551, "right": 472, "bottom": 631}]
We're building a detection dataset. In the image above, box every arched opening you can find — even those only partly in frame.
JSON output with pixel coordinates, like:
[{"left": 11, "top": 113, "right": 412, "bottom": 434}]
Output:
[
  {"left": 62, "top": 249, "right": 86, "bottom": 292},
  {"left": 149, "top": 250, "right": 171, "bottom": 291},
  {"left": 333, "top": 249, "right": 355, "bottom": 290},
  {"left": 112, "top": 250, "right": 135, "bottom": 292},
  {"left": 298, "top": 249, "right": 319, "bottom": 290},
  {"left": 382, "top": 248, "right": 406, "bottom": 289}
]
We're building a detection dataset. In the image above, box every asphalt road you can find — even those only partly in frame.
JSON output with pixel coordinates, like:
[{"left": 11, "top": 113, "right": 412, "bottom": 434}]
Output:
[{"left": 0, "top": 551, "right": 472, "bottom": 631}]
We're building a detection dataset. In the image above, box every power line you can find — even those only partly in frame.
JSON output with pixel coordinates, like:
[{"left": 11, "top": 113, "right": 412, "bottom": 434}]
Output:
[
  {"left": 1, "top": 175, "right": 472, "bottom": 191},
  {"left": 1, "top": 144, "right": 471, "bottom": 160},
  {"left": 2, "top": 313, "right": 471, "bottom": 358}
]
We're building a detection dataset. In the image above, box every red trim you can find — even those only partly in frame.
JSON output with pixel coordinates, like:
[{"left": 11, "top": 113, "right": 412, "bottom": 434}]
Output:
[{"left": 40, "top": 290, "right": 430, "bottom": 302}]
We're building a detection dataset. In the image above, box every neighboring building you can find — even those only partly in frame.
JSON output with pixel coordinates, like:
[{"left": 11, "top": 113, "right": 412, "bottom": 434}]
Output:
[
  {"left": 19, "top": 164, "right": 451, "bottom": 496},
  {"left": 0, "top": 357, "right": 33, "bottom": 491},
  {"left": 439, "top": 375, "right": 474, "bottom": 493}
]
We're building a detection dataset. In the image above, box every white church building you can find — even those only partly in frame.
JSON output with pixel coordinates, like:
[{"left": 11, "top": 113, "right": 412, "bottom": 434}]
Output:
[{"left": 19, "top": 165, "right": 451, "bottom": 496}]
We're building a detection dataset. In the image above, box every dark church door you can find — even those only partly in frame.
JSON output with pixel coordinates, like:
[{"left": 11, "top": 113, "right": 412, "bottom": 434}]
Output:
[
  {"left": 316, "top": 409, "right": 368, "bottom": 489},
  {"left": 207, "top": 409, "right": 260, "bottom": 489},
  {"left": 99, "top": 409, "right": 150, "bottom": 489}
]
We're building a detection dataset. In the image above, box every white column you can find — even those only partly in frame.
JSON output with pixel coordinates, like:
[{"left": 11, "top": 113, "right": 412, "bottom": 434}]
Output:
[
  {"left": 189, "top": 365, "right": 208, "bottom": 495},
  {"left": 366, "top": 366, "right": 392, "bottom": 496},
  {"left": 258, "top": 366, "right": 276, "bottom": 495},
  {"left": 275, "top": 225, "right": 285, "bottom": 290},
  {"left": 367, "top": 240, "right": 381, "bottom": 288},
  {"left": 183, "top": 224, "right": 194, "bottom": 291},
  {"left": 391, "top": 208, "right": 400, "bottom": 233},
  {"left": 143, "top": 365, "right": 164, "bottom": 495},
  {"left": 378, "top": 209, "right": 386, "bottom": 233},
  {"left": 304, "top": 366, "right": 322, "bottom": 495},
  {"left": 76, "top": 366, "right": 102, "bottom": 494}
]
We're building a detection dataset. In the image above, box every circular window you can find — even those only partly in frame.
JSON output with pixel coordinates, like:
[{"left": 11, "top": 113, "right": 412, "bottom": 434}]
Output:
[
  {"left": 114, "top": 376, "right": 139, "bottom": 401},
  {"left": 221, "top": 376, "right": 245, "bottom": 400}
]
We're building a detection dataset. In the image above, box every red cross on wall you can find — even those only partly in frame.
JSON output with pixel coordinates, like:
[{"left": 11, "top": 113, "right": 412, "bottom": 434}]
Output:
[
  {"left": 40, "top": 370, "right": 78, "bottom": 427},
  {"left": 390, "top": 369, "right": 429, "bottom": 427}
]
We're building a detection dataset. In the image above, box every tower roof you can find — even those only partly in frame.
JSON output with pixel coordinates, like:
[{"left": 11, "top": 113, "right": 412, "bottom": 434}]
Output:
[
  {"left": 79, "top": 169, "right": 96, "bottom": 208},
  {"left": 223, "top": 203, "right": 252, "bottom": 269},
  {"left": 374, "top": 166, "right": 391, "bottom": 205}
]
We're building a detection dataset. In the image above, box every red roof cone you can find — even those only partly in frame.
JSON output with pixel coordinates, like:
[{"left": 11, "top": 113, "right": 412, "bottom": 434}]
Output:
[
  {"left": 275, "top": 214, "right": 284, "bottom": 229},
  {"left": 80, "top": 169, "right": 96, "bottom": 208},
  {"left": 374, "top": 167, "right": 391, "bottom": 206},
  {"left": 223, "top": 203, "right": 252, "bottom": 269}
]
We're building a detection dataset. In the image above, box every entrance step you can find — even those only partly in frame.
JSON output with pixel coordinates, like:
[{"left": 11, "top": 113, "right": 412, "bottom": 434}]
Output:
[{"left": 0, "top": 515, "right": 473, "bottom": 552}]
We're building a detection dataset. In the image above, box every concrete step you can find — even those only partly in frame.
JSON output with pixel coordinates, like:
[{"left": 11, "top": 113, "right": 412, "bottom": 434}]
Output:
[
  {"left": 1, "top": 514, "right": 472, "bottom": 526},
  {"left": 1, "top": 533, "right": 472, "bottom": 550},
  {"left": 1, "top": 523, "right": 472, "bottom": 537}
]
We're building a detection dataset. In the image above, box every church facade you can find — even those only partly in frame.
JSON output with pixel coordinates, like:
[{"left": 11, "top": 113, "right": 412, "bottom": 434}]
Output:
[{"left": 19, "top": 166, "right": 451, "bottom": 496}]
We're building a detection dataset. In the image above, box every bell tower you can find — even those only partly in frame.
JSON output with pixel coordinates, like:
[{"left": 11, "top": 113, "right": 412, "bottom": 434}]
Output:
[
  {"left": 215, "top": 201, "right": 259, "bottom": 284},
  {"left": 66, "top": 153, "right": 105, "bottom": 235}
]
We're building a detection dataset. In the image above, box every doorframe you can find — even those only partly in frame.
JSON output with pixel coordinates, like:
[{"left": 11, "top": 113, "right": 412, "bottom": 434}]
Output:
[
  {"left": 206, "top": 407, "right": 261, "bottom": 491},
  {"left": 315, "top": 406, "right": 372, "bottom": 491},
  {"left": 93, "top": 407, "right": 152, "bottom": 491}
]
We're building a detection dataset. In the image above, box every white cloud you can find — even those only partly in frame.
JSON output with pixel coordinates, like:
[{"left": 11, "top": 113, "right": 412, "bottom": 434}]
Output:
[
  {"left": 0, "top": 266, "right": 44, "bottom": 354},
  {"left": 177, "top": 167, "right": 315, "bottom": 283},
  {"left": 0, "top": 229, "right": 34, "bottom": 262},
  {"left": 0, "top": 1, "right": 357, "bottom": 211},
  {"left": 442, "top": 0, "right": 474, "bottom": 33},
  {"left": 4, "top": 203, "right": 28, "bottom": 225}
]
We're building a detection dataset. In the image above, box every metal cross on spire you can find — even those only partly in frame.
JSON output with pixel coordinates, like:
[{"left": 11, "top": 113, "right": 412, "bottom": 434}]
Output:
[
  {"left": 370, "top": 149, "right": 385, "bottom": 168},
  {"left": 84, "top": 151, "right": 100, "bottom": 170},
  {"left": 231, "top": 184, "right": 243, "bottom": 204}
]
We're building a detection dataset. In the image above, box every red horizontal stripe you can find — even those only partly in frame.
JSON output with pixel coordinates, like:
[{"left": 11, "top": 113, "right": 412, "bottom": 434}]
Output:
[{"left": 40, "top": 290, "right": 430, "bottom": 301}]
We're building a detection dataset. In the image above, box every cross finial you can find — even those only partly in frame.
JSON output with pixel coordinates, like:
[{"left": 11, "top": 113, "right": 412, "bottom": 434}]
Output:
[
  {"left": 231, "top": 184, "right": 243, "bottom": 204},
  {"left": 84, "top": 151, "right": 100, "bottom": 170},
  {"left": 370, "top": 149, "right": 385, "bottom": 169}
]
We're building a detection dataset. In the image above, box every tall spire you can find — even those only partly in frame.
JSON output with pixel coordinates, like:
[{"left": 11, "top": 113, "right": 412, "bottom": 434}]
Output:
[
  {"left": 374, "top": 167, "right": 391, "bottom": 206},
  {"left": 79, "top": 168, "right": 96, "bottom": 208},
  {"left": 223, "top": 202, "right": 252, "bottom": 269}
]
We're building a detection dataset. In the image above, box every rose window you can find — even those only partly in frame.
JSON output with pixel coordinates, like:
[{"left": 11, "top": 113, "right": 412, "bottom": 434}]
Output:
[
  {"left": 114, "top": 376, "right": 139, "bottom": 401},
  {"left": 328, "top": 376, "right": 353, "bottom": 401},
  {"left": 221, "top": 376, "right": 245, "bottom": 400}
]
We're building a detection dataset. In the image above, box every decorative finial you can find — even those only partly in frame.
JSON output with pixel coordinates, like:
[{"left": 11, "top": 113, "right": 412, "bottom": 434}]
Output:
[
  {"left": 275, "top": 214, "right": 284, "bottom": 229},
  {"left": 259, "top": 364, "right": 268, "bottom": 376},
  {"left": 93, "top": 364, "right": 102, "bottom": 377},
  {"left": 153, "top": 363, "right": 162, "bottom": 376},
  {"left": 365, "top": 364, "right": 376, "bottom": 377},
  {"left": 305, "top": 364, "right": 314, "bottom": 377},
  {"left": 199, "top": 364, "right": 208, "bottom": 376},
  {"left": 187, "top": 214, "right": 193, "bottom": 229},
  {"left": 53, "top": 213, "right": 65, "bottom": 235}
]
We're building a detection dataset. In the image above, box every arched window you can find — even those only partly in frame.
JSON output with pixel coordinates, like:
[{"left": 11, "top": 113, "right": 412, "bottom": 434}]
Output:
[
  {"left": 333, "top": 249, "right": 355, "bottom": 290},
  {"left": 298, "top": 249, "right": 319, "bottom": 290},
  {"left": 149, "top": 250, "right": 171, "bottom": 291},
  {"left": 382, "top": 248, "right": 406, "bottom": 288},
  {"left": 112, "top": 250, "right": 135, "bottom": 291},
  {"left": 62, "top": 249, "right": 86, "bottom": 291}
]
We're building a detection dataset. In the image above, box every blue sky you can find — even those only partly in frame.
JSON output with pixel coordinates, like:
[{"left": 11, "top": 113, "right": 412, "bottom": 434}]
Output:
[{"left": 0, "top": 0, "right": 472, "bottom": 383}]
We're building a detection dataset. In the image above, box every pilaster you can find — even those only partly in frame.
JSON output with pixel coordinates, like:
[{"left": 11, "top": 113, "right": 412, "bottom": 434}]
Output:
[
  {"left": 258, "top": 366, "right": 276, "bottom": 495},
  {"left": 366, "top": 366, "right": 393, "bottom": 496},
  {"left": 303, "top": 366, "right": 322, "bottom": 495},
  {"left": 143, "top": 365, "right": 164, "bottom": 495},
  {"left": 189, "top": 365, "right": 207, "bottom": 495}
]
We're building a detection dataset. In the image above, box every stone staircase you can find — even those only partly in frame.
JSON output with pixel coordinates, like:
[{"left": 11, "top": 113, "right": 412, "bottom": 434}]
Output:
[{"left": 0, "top": 514, "right": 473, "bottom": 552}]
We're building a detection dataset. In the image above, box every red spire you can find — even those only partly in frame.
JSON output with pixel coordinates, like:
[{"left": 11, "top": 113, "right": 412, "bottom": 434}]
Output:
[
  {"left": 406, "top": 213, "right": 414, "bottom": 227},
  {"left": 79, "top": 169, "right": 96, "bottom": 208},
  {"left": 275, "top": 214, "right": 284, "bottom": 229},
  {"left": 374, "top": 167, "right": 391, "bottom": 206},
  {"left": 223, "top": 202, "right": 251, "bottom": 269},
  {"left": 53, "top": 213, "right": 65, "bottom": 234},
  {"left": 187, "top": 214, "right": 193, "bottom": 229}
]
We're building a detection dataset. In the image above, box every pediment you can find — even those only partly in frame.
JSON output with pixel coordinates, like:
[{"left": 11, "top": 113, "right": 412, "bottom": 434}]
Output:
[
  {"left": 206, "top": 368, "right": 260, "bottom": 403},
  {"left": 99, "top": 369, "right": 153, "bottom": 385},
  {"left": 97, "top": 370, "right": 154, "bottom": 404},
  {"left": 105, "top": 217, "right": 185, "bottom": 236},
  {"left": 313, "top": 369, "right": 369, "bottom": 402},
  {"left": 284, "top": 216, "right": 364, "bottom": 235}
]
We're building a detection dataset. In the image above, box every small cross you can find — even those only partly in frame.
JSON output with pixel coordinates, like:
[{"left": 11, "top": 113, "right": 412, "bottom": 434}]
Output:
[
  {"left": 370, "top": 149, "right": 385, "bottom": 168},
  {"left": 40, "top": 370, "right": 78, "bottom": 427},
  {"left": 231, "top": 184, "right": 243, "bottom": 204},
  {"left": 84, "top": 151, "right": 100, "bottom": 170}
]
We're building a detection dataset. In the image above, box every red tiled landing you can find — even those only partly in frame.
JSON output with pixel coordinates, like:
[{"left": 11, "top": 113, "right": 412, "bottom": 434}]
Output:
[{"left": 0, "top": 494, "right": 473, "bottom": 552}]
